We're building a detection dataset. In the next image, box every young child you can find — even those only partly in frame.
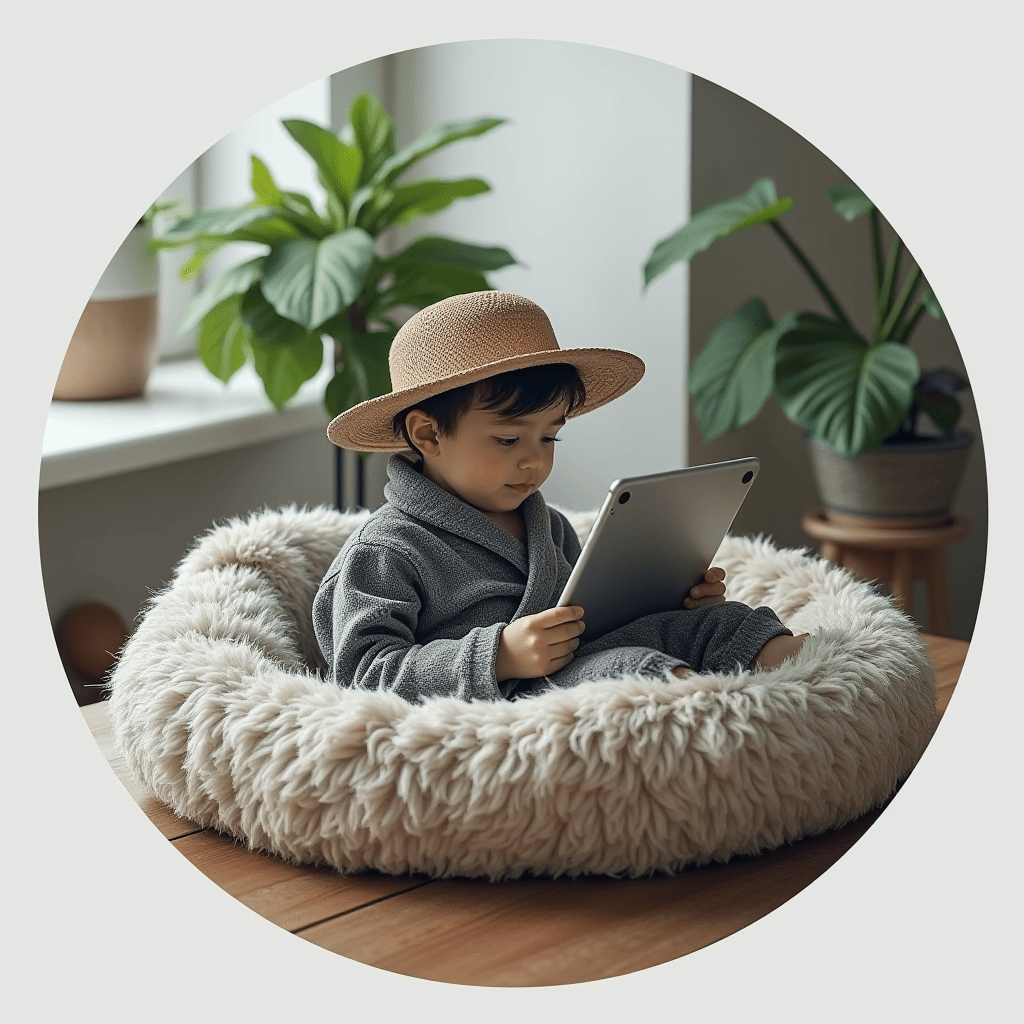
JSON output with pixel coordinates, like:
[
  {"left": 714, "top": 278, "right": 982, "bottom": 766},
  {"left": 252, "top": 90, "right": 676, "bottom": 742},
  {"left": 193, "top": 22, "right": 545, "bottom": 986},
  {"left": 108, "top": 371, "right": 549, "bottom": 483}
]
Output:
[{"left": 313, "top": 291, "right": 807, "bottom": 703}]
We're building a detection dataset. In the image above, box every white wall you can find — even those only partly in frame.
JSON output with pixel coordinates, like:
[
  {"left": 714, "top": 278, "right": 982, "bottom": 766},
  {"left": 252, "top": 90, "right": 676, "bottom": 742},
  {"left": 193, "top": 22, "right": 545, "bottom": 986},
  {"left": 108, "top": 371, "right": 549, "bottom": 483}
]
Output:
[{"left": 384, "top": 40, "right": 691, "bottom": 512}]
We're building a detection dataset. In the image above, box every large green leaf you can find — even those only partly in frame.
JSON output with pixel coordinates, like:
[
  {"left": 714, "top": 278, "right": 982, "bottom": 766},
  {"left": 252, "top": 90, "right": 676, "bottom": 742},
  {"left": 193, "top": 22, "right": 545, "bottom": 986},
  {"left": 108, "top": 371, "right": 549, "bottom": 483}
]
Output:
[
  {"left": 281, "top": 190, "right": 320, "bottom": 221},
  {"left": 177, "top": 239, "right": 225, "bottom": 281},
  {"left": 324, "top": 190, "right": 347, "bottom": 232},
  {"left": 179, "top": 256, "right": 266, "bottom": 336},
  {"left": 826, "top": 184, "right": 874, "bottom": 221},
  {"left": 250, "top": 155, "right": 283, "bottom": 206},
  {"left": 372, "top": 178, "right": 490, "bottom": 230},
  {"left": 349, "top": 186, "right": 389, "bottom": 231},
  {"left": 644, "top": 178, "right": 792, "bottom": 286},
  {"left": 775, "top": 320, "right": 920, "bottom": 457},
  {"left": 249, "top": 332, "right": 324, "bottom": 410},
  {"left": 347, "top": 184, "right": 377, "bottom": 228},
  {"left": 347, "top": 93, "right": 396, "bottom": 185},
  {"left": 283, "top": 119, "right": 363, "bottom": 207},
  {"left": 689, "top": 299, "right": 798, "bottom": 439},
  {"left": 324, "top": 330, "right": 395, "bottom": 418},
  {"left": 152, "top": 205, "right": 299, "bottom": 246},
  {"left": 229, "top": 217, "right": 304, "bottom": 246},
  {"left": 372, "top": 116, "right": 505, "bottom": 187},
  {"left": 260, "top": 228, "right": 376, "bottom": 330},
  {"left": 238, "top": 286, "right": 311, "bottom": 346},
  {"left": 365, "top": 235, "right": 514, "bottom": 315},
  {"left": 196, "top": 294, "right": 252, "bottom": 384},
  {"left": 372, "top": 265, "right": 491, "bottom": 318},
  {"left": 250, "top": 158, "right": 327, "bottom": 236},
  {"left": 387, "top": 236, "right": 516, "bottom": 273}
]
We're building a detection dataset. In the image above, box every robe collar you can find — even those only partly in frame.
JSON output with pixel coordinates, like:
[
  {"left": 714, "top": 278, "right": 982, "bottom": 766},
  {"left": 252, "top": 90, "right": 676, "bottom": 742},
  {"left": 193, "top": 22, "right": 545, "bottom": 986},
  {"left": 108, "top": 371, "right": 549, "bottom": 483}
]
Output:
[{"left": 383, "top": 455, "right": 559, "bottom": 614}]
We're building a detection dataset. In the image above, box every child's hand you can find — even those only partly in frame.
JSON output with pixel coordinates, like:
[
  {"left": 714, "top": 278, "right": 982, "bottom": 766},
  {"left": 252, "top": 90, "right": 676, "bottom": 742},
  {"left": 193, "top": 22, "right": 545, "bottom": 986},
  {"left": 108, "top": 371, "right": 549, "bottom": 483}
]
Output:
[
  {"left": 682, "top": 567, "right": 727, "bottom": 610},
  {"left": 495, "top": 606, "right": 586, "bottom": 682}
]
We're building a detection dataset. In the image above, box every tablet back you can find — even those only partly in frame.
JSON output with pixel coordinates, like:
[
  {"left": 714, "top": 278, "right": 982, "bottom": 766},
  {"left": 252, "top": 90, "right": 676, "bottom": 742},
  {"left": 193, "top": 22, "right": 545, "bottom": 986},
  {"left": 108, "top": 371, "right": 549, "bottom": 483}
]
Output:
[{"left": 557, "top": 458, "right": 759, "bottom": 638}]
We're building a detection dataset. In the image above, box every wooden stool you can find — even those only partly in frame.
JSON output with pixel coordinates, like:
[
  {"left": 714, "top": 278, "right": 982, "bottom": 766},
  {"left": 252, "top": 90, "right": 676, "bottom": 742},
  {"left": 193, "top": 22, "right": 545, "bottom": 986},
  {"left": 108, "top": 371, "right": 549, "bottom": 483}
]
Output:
[{"left": 800, "top": 508, "right": 968, "bottom": 636}]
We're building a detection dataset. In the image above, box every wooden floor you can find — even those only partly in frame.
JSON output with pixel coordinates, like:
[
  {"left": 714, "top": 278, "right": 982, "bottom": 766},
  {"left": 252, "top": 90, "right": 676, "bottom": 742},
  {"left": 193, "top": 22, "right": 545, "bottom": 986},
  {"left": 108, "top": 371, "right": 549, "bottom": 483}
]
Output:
[{"left": 82, "top": 634, "right": 967, "bottom": 987}]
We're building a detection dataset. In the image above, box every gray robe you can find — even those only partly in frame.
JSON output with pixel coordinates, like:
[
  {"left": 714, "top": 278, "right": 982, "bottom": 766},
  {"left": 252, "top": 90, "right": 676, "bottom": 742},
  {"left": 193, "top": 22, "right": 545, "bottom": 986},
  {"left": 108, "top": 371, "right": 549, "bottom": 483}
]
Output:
[{"left": 312, "top": 455, "right": 790, "bottom": 703}]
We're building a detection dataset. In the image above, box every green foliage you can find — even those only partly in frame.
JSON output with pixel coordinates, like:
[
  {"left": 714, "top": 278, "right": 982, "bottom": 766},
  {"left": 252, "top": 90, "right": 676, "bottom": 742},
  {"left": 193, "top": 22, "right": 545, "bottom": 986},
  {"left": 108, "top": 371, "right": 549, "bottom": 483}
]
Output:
[
  {"left": 324, "top": 329, "right": 395, "bottom": 418},
  {"left": 196, "top": 294, "right": 250, "bottom": 383},
  {"left": 260, "top": 230, "right": 375, "bottom": 329},
  {"left": 249, "top": 331, "right": 325, "bottom": 410},
  {"left": 644, "top": 178, "right": 792, "bottom": 285},
  {"left": 154, "top": 94, "right": 512, "bottom": 424},
  {"left": 774, "top": 318, "right": 920, "bottom": 457},
  {"left": 137, "top": 198, "right": 186, "bottom": 228},
  {"left": 688, "top": 300, "right": 797, "bottom": 439},
  {"left": 179, "top": 257, "right": 266, "bottom": 336},
  {"left": 644, "top": 177, "right": 957, "bottom": 457}
]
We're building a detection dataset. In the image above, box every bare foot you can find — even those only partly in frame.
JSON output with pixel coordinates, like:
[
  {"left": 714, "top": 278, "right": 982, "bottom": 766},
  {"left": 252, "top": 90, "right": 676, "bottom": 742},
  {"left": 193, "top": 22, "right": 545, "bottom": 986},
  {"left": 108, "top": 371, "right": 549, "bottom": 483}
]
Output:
[
  {"left": 753, "top": 632, "right": 810, "bottom": 672},
  {"left": 672, "top": 665, "right": 694, "bottom": 679}
]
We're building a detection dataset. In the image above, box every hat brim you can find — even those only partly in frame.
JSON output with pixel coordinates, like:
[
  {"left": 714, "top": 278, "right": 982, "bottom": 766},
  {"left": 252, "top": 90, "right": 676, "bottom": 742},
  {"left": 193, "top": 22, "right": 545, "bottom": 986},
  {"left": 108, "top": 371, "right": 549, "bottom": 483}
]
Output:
[{"left": 326, "top": 347, "right": 646, "bottom": 451}]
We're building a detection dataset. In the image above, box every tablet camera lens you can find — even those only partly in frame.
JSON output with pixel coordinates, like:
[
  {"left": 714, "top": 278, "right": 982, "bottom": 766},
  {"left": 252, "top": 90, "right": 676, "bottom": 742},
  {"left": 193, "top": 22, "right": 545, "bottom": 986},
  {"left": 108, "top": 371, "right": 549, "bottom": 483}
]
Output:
[
  {"left": 618, "top": 491, "right": 631, "bottom": 505},
  {"left": 742, "top": 471, "right": 753, "bottom": 484}
]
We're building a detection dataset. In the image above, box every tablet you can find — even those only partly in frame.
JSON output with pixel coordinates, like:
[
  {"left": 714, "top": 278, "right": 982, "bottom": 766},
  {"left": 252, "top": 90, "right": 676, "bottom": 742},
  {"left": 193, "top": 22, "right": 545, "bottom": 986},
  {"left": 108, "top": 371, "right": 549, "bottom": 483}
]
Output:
[{"left": 556, "top": 458, "right": 759, "bottom": 638}]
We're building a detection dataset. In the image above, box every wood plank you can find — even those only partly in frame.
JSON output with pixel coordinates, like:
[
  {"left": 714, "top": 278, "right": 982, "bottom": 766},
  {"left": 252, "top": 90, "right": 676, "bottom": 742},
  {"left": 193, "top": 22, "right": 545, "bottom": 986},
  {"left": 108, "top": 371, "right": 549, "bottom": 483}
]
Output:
[
  {"left": 297, "top": 810, "right": 882, "bottom": 986},
  {"left": 922, "top": 634, "right": 969, "bottom": 716},
  {"left": 171, "top": 830, "right": 430, "bottom": 932}
]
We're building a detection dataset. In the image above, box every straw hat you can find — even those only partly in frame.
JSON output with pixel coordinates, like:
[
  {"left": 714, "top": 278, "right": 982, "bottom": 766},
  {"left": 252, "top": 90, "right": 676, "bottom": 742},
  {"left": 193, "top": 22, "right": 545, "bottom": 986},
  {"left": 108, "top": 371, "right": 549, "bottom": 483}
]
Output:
[{"left": 326, "top": 291, "right": 646, "bottom": 451}]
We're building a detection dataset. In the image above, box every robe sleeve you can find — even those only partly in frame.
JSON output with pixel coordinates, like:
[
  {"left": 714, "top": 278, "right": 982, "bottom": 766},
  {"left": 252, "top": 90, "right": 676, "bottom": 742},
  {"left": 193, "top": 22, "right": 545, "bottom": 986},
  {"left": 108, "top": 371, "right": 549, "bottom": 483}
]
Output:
[{"left": 312, "top": 540, "right": 510, "bottom": 704}]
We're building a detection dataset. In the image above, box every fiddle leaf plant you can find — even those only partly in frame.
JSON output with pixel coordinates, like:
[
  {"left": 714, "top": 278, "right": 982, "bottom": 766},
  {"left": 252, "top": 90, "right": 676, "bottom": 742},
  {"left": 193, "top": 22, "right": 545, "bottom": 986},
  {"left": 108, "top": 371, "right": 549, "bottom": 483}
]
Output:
[
  {"left": 154, "top": 93, "right": 515, "bottom": 416},
  {"left": 644, "top": 178, "right": 965, "bottom": 459}
]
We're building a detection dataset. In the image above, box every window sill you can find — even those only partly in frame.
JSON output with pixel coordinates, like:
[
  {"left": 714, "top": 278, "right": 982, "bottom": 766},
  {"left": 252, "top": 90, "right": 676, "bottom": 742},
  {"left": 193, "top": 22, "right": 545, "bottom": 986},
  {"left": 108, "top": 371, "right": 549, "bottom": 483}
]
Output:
[{"left": 40, "top": 349, "right": 333, "bottom": 491}]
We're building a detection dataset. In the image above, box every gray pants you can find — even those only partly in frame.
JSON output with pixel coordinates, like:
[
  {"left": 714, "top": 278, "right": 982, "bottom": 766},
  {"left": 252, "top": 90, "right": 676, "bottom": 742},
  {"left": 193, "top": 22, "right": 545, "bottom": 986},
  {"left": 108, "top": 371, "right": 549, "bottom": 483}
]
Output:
[{"left": 514, "top": 602, "right": 790, "bottom": 697}]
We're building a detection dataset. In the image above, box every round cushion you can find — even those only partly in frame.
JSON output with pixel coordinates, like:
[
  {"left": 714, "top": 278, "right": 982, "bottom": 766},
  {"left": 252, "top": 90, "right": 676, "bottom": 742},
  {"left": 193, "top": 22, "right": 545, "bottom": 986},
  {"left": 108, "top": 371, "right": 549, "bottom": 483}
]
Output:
[{"left": 108, "top": 505, "right": 937, "bottom": 879}]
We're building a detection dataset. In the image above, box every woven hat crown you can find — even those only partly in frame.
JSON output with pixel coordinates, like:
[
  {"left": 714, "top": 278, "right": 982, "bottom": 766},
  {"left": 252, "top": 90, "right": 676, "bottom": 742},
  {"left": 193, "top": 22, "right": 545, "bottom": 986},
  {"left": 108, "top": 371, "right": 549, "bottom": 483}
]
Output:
[
  {"left": 325, "top": 290, "right": 645, "bottom": 451},
  {"left": 389, "top": 291, "right": 558, "bottom": 390}
]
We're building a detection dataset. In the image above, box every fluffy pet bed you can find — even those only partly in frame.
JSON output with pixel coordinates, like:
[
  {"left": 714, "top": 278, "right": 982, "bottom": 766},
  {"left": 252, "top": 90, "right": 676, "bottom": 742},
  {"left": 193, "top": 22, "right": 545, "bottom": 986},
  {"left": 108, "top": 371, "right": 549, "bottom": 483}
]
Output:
[{"left": 107, "top": 505, "right": 937, "bottom": 879}]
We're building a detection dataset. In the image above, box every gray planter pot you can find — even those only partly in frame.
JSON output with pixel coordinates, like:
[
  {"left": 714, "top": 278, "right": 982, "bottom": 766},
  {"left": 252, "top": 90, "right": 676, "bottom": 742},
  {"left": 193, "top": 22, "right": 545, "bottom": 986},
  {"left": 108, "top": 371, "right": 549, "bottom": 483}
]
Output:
[{"left": 806, "top": 430, "right": 974, "bottom": 528}]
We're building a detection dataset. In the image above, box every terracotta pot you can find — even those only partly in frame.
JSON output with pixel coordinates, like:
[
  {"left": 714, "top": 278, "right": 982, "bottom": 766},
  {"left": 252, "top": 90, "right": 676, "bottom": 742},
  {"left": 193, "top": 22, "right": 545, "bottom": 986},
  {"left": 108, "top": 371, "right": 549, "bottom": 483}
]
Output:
[
  {"left": 54, "top": 224, "right": 160, "bottom": 400},
  {"left": 806, "top": 430, "right": 974, "bottom": 528}
]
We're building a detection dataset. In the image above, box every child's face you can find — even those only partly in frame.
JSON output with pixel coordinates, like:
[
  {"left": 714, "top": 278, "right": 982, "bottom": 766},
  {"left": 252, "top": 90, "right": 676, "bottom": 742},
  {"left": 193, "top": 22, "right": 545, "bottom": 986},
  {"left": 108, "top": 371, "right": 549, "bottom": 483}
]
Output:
[{"left": 419, "top": 401, "right": 567, "bottom": 513}]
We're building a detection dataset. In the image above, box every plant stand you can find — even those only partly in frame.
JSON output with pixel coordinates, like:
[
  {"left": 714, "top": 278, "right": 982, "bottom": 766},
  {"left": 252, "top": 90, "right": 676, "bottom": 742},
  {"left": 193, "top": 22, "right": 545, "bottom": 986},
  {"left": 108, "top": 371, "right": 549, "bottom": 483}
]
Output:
[{"left": 800, "top": 508, "right": 968, "bottom": 636}]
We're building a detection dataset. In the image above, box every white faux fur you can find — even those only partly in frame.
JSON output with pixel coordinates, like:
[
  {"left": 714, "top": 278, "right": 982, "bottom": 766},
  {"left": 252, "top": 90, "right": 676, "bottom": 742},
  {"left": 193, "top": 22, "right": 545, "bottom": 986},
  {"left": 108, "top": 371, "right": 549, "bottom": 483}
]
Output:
[{"left": 108, "top": 505, "right": 937, "bottom": 879}]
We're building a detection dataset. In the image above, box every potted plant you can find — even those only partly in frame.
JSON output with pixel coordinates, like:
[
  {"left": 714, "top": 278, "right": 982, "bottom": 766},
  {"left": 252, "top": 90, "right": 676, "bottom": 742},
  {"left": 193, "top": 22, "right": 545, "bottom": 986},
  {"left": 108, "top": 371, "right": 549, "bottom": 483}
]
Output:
[
  {"left": 153, "top": 93, "right": 515, "bottom": 506},
  {"left": 54, "top": 200, "right": 181, "bottom": 401},
  {"left": 643, "top": 178, "right": 972, "bottom": 526}
]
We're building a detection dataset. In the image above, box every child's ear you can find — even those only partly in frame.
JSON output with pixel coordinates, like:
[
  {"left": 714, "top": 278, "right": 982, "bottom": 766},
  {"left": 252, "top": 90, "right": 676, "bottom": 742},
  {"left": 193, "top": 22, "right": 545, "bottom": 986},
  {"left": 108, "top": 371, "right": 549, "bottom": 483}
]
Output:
[{"left": 405, "top": 409, "right": 441, "bottom": 458}]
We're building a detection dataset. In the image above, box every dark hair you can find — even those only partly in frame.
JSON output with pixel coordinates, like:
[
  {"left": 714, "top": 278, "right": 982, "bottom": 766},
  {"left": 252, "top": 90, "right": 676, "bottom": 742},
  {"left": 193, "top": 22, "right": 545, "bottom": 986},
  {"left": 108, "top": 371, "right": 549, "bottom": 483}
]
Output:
[{"left": 393, "top": 362, "right": 586, "bottom": 455}]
